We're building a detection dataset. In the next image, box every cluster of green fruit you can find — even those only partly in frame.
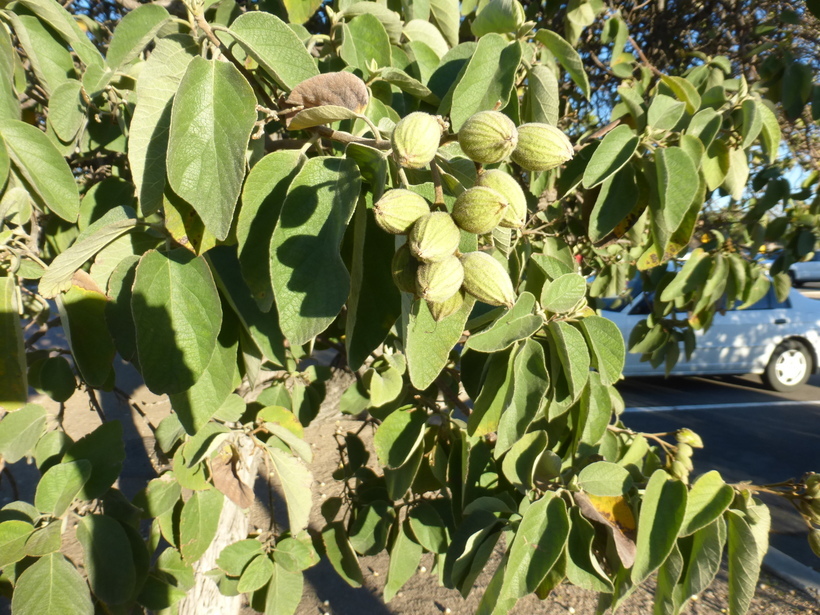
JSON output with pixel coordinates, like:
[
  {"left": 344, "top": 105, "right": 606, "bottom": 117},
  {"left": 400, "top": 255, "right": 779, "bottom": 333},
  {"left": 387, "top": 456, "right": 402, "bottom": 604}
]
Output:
[
  {"left": 375, "top": 110, "right": 574, "bottom": 320},
  {"left": 668, "top": 428, "right": 704, "bottom": 482}
]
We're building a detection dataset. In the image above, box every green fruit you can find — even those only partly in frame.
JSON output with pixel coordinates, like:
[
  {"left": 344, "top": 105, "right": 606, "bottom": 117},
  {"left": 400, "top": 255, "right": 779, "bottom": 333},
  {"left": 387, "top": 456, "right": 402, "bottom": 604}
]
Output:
[
  {"left": 676, "top": 428, "right": 704, "bottom": 448},
  {"left": 373, "top": 189, "right": 431, "bottom": 234},
  {"left": 428, "top": 289, "right": 465, "bottom": 322},
  {"left": 460, "top": 251, "right": 516, "bottom": 307},
  {"left": 458, "top": 111, "right": 518, "bottom": 164},
  {"left": 392, "top": 112, "right": 442, "bottom": 169},
  {"left": 475, "top": 169, "right": 527, "bottom": 228},
  {"left": 452, "top": 186, "right": 509, "bottom": 235},
  {"left": 392, "top": 243, "right": 419, "bottom": 294},
  {"left": 409, "top": 212, "right": 461, "bottom": 263},
  {"left": 416, "top": 255, "right": 464, "bottom": 304},
  {"left": 511, "top": 123, "right": 574, "bottom": 171}
]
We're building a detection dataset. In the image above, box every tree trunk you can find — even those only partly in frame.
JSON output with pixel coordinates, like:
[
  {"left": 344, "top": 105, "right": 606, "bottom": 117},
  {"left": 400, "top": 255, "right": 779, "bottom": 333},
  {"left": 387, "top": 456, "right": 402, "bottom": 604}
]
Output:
[{"left": 177, "top": 435, "right": 259, "bottom": 615}]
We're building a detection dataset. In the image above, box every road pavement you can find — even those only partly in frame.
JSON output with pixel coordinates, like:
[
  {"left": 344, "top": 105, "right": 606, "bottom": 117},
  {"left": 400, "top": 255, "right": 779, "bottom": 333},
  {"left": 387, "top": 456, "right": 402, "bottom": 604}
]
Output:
[{"left": 618, "top": 369, "right": 820, "bottom": 572}]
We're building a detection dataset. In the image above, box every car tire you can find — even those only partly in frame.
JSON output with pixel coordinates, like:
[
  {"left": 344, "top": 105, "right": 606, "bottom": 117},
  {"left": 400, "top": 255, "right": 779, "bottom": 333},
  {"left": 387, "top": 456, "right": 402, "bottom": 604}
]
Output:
[{"left": 762, "top": 340, "right": 812, "bottom": 391}]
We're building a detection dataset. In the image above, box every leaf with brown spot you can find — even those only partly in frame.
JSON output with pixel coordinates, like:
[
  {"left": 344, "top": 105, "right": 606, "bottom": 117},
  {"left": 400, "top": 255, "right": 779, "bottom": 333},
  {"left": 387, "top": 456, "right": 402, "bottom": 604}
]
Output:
[
  {"left": 283, "top": 72, "right": 369, "bottom": 119},
  {"left": 575, "top": 491, "right": 637, "bottom": 568},
  {"left": 209, "top": 447, "right": 254, "bottom": 509}
]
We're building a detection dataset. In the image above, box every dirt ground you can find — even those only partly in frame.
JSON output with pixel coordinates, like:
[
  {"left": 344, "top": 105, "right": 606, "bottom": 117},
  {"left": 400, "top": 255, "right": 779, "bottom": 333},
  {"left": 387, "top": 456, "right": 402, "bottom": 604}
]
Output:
[{"left": 1, "top": 360, "right": 818, "bottom": 615}]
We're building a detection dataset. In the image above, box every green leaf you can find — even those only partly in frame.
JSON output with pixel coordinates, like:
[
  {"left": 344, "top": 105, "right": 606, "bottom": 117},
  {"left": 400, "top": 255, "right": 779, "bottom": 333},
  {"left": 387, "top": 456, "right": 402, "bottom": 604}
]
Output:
[
  {"left": 496, "top": 496, "right": 569, "bottom": 611},
  {"left": 468, "top": 346, "right": 516, "bottom": 437},
  {"left": 35, "top": 459, "right": 91, "bottom": 517},
  {"left": 11, "top": 553, "right": 93, "bottom": 615},
  {"left": 501, "top": 430, "right": 547, "bottom": 491},
  {"left": 76, "top": 514, "right": 136, "bottom": 605},
  {"left": 288, "top": 105, "right": 361, "bottom": 130},
  {"left": 39, "top": 210, "right": 138, "bottom": 298},
  {"left": 262, "top": 562, "right": 304, "bottom": 615},
  {"left": 702, "top": 140, "right": 731, "bottom": 192},
  {"left": 408, "top": 502, "right": 449, "bottom": 553},
  {"left": 24, "top": 521, "right": 60, "bottom": 556},
  {"left": 430, "top": 0, "right": 460, "bottom": 47},
  {"left": 648, "top": 94, "right": 686, "bottom": 131},
  {"left": 582, "top": 125, "right": 639, "bottom": 189},
  {"left": 782, "top": 61, "right": 813, "bottom": 121},
  {"left": 134, "top": 476, "right": 181, "bottom": 519},
  {"left": 723, "top": 146, "right": 749, "bottom": 201},
  {"left": 449, "top": 34, "right": 522, "bottom": 131},
  {"left": 496, "top": 339, "right": 549, "bottom": 454},
  {"left": 0, "top": 278, "right": 28, "bottom": 410},
  {"left": 322, "top": 522, "right": 364, "bottom": 588},
  {"left": 578, "top": 461, "right": 633, "bottom": 496},
  {"left": 268, "top": 447, "right": 313, "bottom": 533},
  {"left": 17, "top": 0, "right": 104, "bottom": 69},
  {"left": 132, "top": 249, "right": 222, "bottom": 395},
  {"left": 208, "top": 246, "right": 286, "bottom": 367},
  {"left": 273, "top": 537, "right": 316, "bottom": 573},
  {"left": 535, "top": 30, "right": 591, "bottom": 100},
  {"left": 661, "top": 75, "right": 701, "bottom": 114},
  {"left": 681, "top": 470, "right": 734, "bottom": 536},
  {"left": 105, "top": 3, "right": 169, "bottom": 71},
  {"left": 726, "top": 510, "right": 761, "bottom": 615},
  {"left": 588, "top": 164, "right": 641, "bottom": 246},
  {"left": 565, "top": 507, "right": 612, "bottom": 592},
  {"left": 346, "top": 13, "right": 392, "bottom": 77},
  {"left": 217, "top": 539, "right": 264, "bottom": 576},
  {"left": 523, "top": 65, "right": 559, "bottom": 125},
  {"left": 579, "top": 315, "right": 624, "bottom": 386},
  {"left": 46, "top": 79, "right": 85, "bottom": 142},
  {"left": 678, "top": 518, "right": 726, "bottom": 604},
  {"left": 237, "top": 150, "right": 303, "bottom": 313},
  {"left": 0, "top": 119, "right": 79, "bottom": 221},
  {"left": 758, "top": 102, "right": 781, "bottom": 164},
  {"left": 465, "top": 292, "right": 541, "bottom": 353},
  {"left": 654, "top": 146, "right": 699, "bottom": 235},
  {"left": 631, "top": 470, "right": 688, "bottom": 584},
  {"left": 128, "top": 34, "right": 198, "bottom": 215},
  {"left": 541, "top": 273, "right": 586, "bottom": 313},
  {"left": 740, "top": 98, "right": 763, "bottom": 150},
  {"left": 404, "top": 293, "right": 475, "bottom": 389},
  {"left": 238, "top": 554, "right": 274, "bottom": 593},
  {"left": 384, "top": 520, "right": 423, "bottom": 602},
  {"left": 373, "top": 408, "right": 427, "bottom": 468},
  {"left": 6, "top": 11, "right": 74, "bottom": 97},
  {"left": 687, "top": 107, "right": 722, "bottom": 149},
  {"left": 376, "top": 67, "right": 440, "bottom": 104},
  {"left": 227, "top": 12, "right": 319, "bottom": 91},
  {"left": 167, "top": 57, "right": 256, "bottom": 240},
  {"left": 180, "top": 489, "right": 224, "bottom": 564},
  {"left": 57, "top": 275, "right": 116, "bottom": 388},
  {"left": 345, "top": 195, "right": 401, "bottom": 371},
  {"left": 0, "top": 520, "right": 33, "bottom": 568},
  {"left": 63, "top": 421, "right": 125, "bottom": 499},
  {"left": 0, "top": 403, "right": 46, "bottom": 463},
  {"left": 547, "top": 321, "right": 590, "bottom": 401},
  {"left": 270, "top": 157, "right": 362, "bottom": 346}
]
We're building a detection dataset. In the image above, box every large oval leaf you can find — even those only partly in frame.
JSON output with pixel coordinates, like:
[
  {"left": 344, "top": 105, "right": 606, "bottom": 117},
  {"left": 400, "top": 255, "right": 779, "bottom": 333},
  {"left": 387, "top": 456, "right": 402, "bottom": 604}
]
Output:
[
  {"left": 77, "top": 515, "right": 136, "bottom": 605},
  {"left": 179, "top": 489, "right": 224, "bottom": 564},
  {"left": 226, "top": 12, "right": 319, "bottom": 91},
  {"left": 631, "top": 470, "right": 688, "bottom": 584},
  {"left": 270, "top": 157, "right": 361, "bottom": 346},
  {"left": 128, "top": 34, "right": 198, "bottom": 215},
  {"left": 11, "top": 553, "right": 92, "bottom": 615},
  {"left": 167, "top": 57, "right": 257, "bottom": 241},
  {"left": 132, "top": 249, "right": 222, "bottom": 395},
  {"left": 0, "top": 119, "right": 79, "bottom": 221},
  {"left": 105, "top": 3, "right": 169, "bottom": 71}
]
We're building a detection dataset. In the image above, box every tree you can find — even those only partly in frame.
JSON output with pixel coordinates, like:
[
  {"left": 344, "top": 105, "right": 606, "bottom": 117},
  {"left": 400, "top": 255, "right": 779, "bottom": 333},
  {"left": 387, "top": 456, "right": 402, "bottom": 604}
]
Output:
[{"left": 0, "top": 0, "right": 819, "bottom": 613}]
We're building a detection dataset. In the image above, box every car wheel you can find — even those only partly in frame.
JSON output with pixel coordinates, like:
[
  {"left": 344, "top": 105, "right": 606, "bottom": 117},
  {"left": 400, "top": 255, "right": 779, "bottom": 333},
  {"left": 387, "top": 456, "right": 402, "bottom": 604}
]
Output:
[{"left": 762, "top": 340, "right": 812, "bottom": 391}]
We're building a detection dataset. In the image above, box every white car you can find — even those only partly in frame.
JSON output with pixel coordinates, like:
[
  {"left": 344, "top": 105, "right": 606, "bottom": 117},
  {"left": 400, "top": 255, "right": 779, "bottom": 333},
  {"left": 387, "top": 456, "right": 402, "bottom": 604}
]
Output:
[{"left": 600, "top": 285, "right": 820, "bottom": 391}]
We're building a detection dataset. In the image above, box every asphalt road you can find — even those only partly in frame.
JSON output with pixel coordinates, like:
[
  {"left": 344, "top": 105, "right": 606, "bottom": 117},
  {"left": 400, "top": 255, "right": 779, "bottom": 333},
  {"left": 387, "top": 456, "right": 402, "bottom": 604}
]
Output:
[{"left": 618, "top": 367, "right": 820, "bottom": 572}]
